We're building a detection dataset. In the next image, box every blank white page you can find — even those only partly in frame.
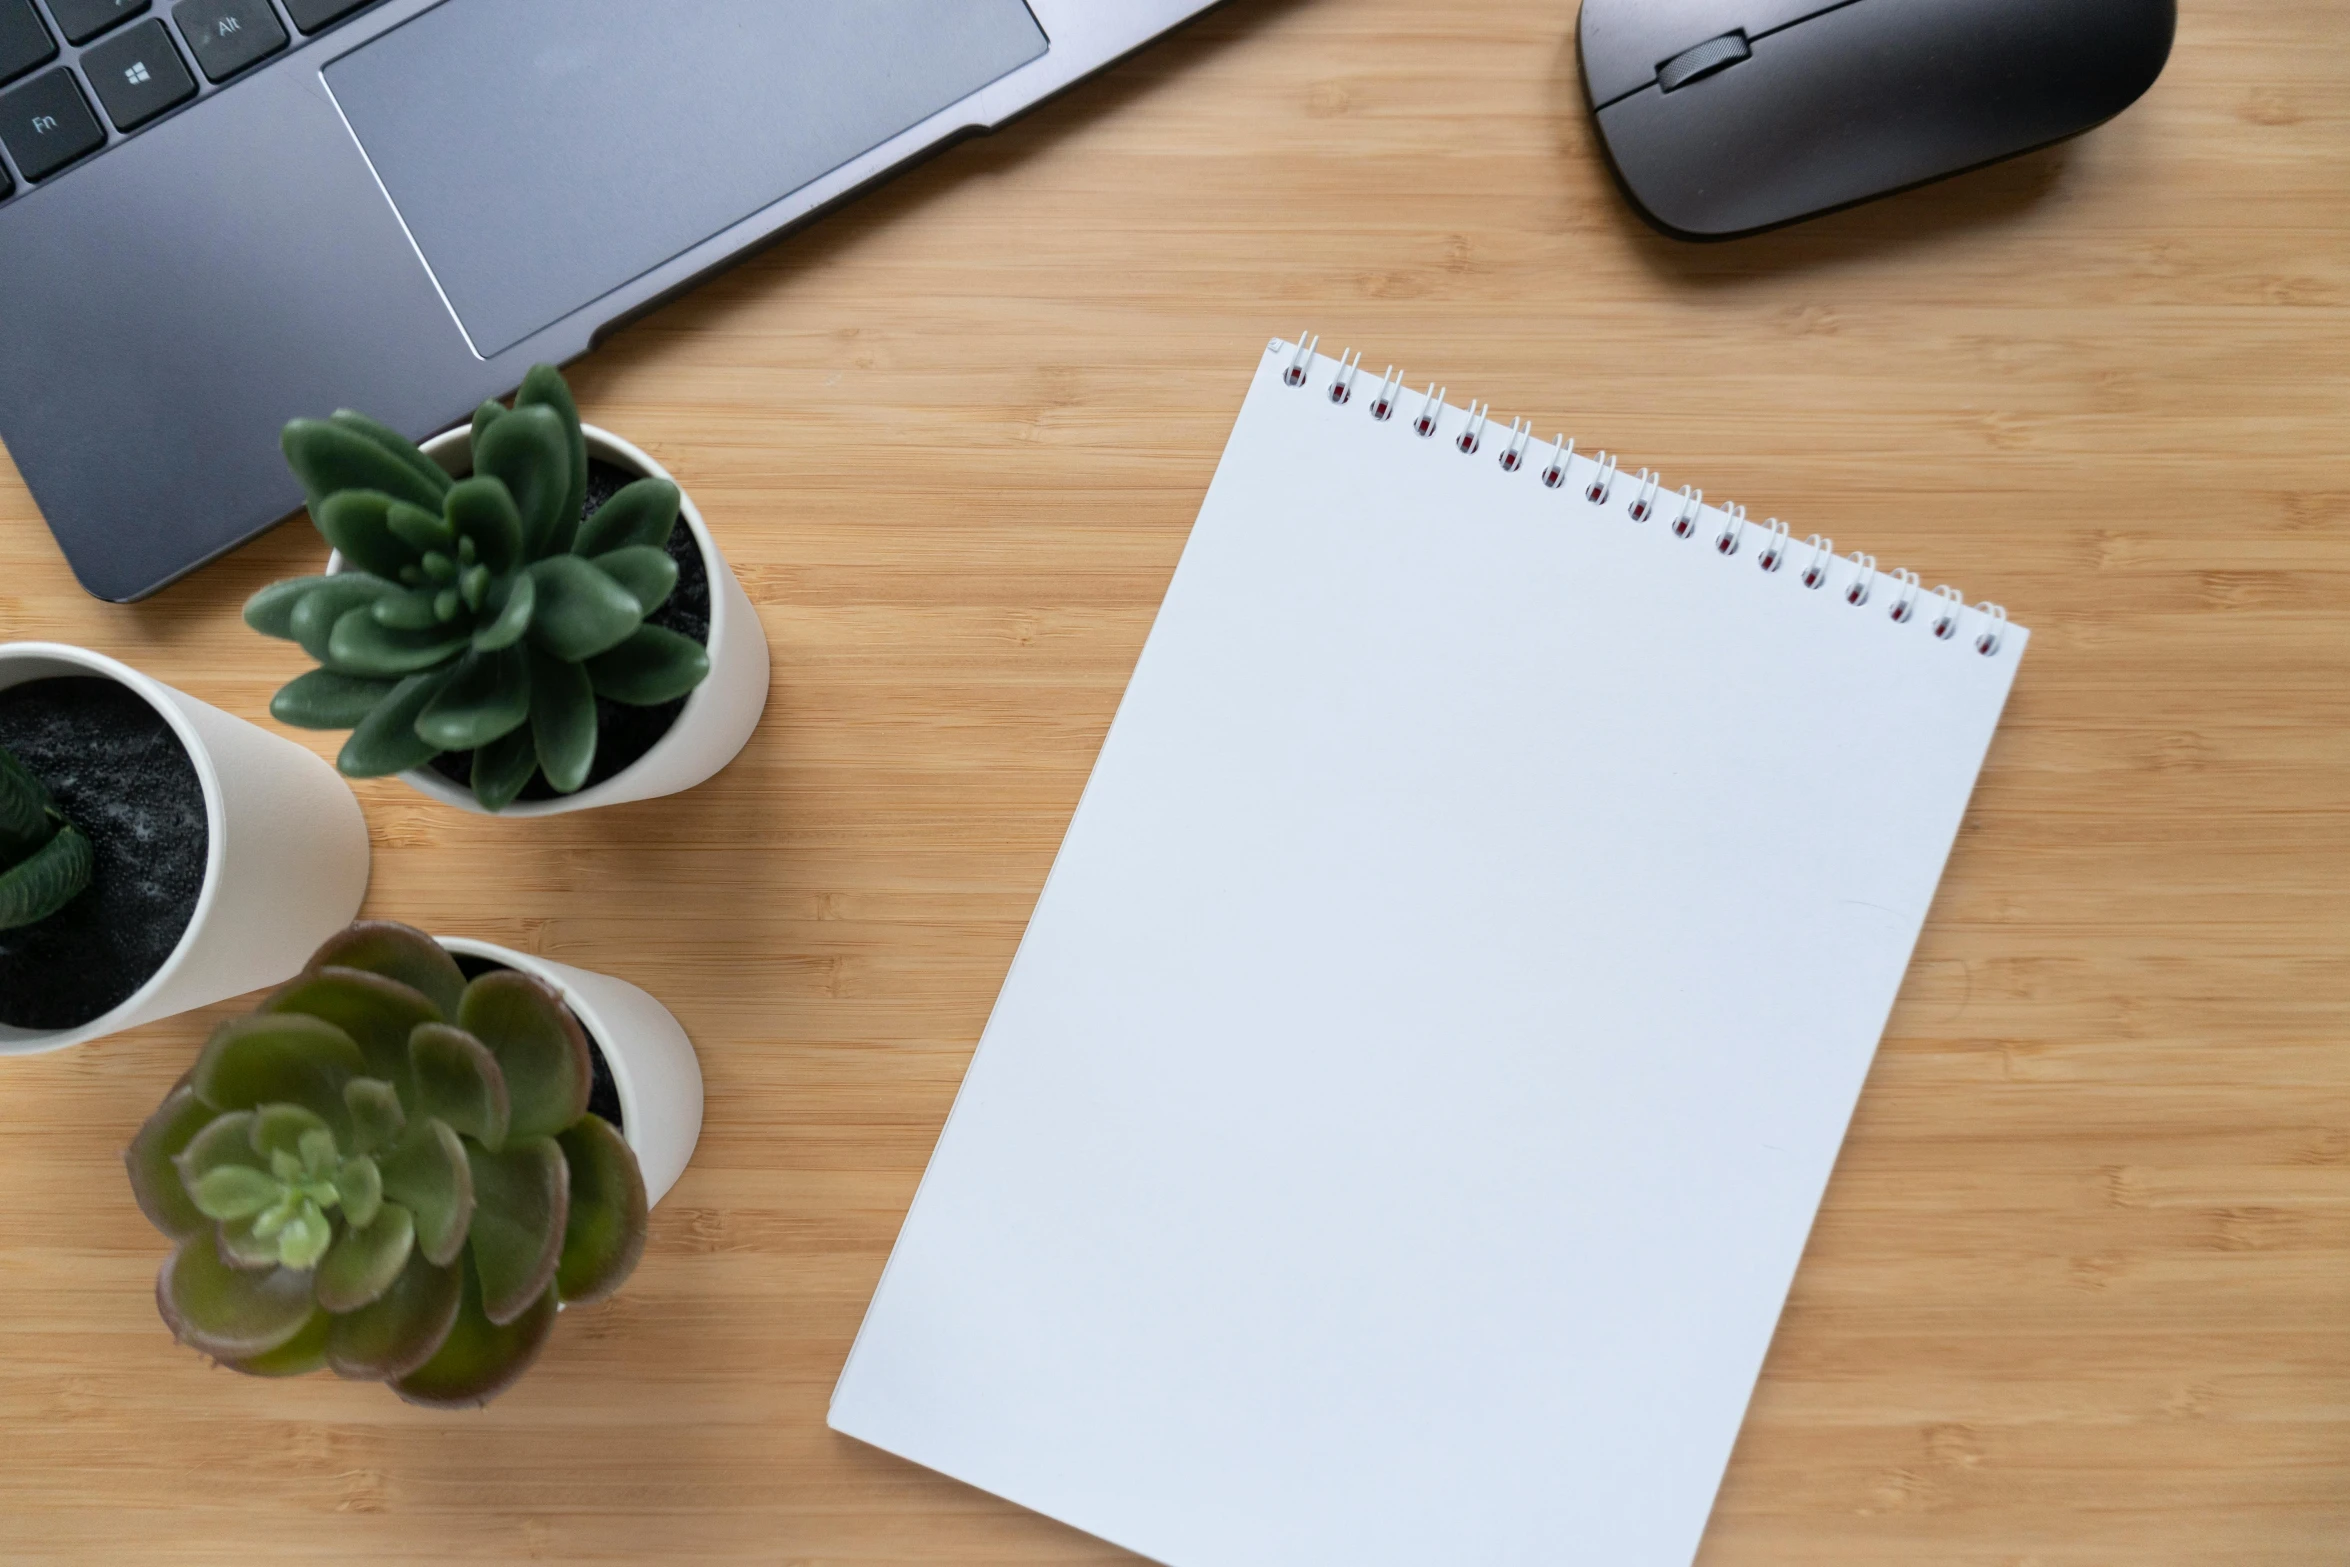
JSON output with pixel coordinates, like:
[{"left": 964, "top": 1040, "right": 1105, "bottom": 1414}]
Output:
[{"left": 831, "top": 339, "right": 2027, "bottom": 1567}]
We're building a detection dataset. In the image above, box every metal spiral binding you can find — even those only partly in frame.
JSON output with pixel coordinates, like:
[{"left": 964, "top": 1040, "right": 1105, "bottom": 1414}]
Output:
[
  {"left": 1714, "top": 503, "right": 1749, "bottom": 557},
  {"left": 1275, "top": 337, "right": 2012, "bottom": 657},
  {"left": 1413, "top": 384, "right": 1447, "bottom": 438},
  {"left": 1457, "top": 402, "right": 1490, "bottom": 455},
  {"left": 1541, "top": 437, "right": 1575, "bottom": 488},
  {"left": 1628, "top": 468, "right": 1662, "bottom": 522},
  {"left": 1800, "top": 534, "right": 1835, "bottom": 589},
  {"left": 1670, "top": 486, "right": 1703, "bottom": 538},
  {"left": 1284, "top": 332, "right": 1319, "bottom": 388},
  {"left": 1329, "top": 349, "right": 1363, "bottom": 405},
  {"left": 1499, "top": 418, "right": 1532, "bottom": 472}
]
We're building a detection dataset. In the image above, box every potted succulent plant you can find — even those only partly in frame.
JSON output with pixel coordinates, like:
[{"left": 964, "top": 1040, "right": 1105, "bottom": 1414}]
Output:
[
  {"left": 244, "top": 366, "right": 769, "bottom": 814},
  {"left": 0, "top": 643, "right": 370, "bottom": 1055},
  {"left": 124, "top": 920, "right": 702, "bottom": 1405}
]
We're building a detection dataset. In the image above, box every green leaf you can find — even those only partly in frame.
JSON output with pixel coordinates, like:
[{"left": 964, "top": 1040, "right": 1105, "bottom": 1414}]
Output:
[
  {"left": 590, "top": 545, "right": 676, "bottom": 616},
  {"left": 0, "top": 745, "right": 47, "bottom": 868},
  {"left": 0, "top": 823, "right": 93, "bottom": 931},
  {"left": 410, "top": 1023, "right": 511, "bottom": 1151},
  {"left": 288, "top": 573, "right": 398, "bottom": 667},
  {"left": 242, "top": 575, "right": 329, "bottom": 641},
  {"left": 157, "top": 1237, "right": 318, "bottom": 1361},
  {"left": 515, "top": 365, "right": 588, "bottom": 556},
  {"left": 311, "top": 922, "right": 467, "bottom": 1019},
  {"left": 416, "top": 644, "right": 530, "bottom": 752},
  {"left": 345, "top": 1078, "right": 407, "bottom": 1156},
  {"left": 173, "top": 1110, "right": 264, "bottom": 1187},
  {"left": 391, "top": 1250, "right": 556, "bottom": 1409},
  {"left": 384, "top": 499, "right": 454, "bottom": 556},
  {"left": 380, "top": 1117, "right": 474, "bottom": 1268},
  {"left": 470, "top": 398, "right": 507, "bottom": 449},
  {"left": 474, "top": 403, "right": 571, "bottom": 560},
  {"left": 192, "top": 1014, "right": 364, "bottom": 1125},
  {"left": 470, "top": 568, "right": 535, "bottom": 652},
  {"left": 270, "top": 669, "right": 396, "bottom": 731},
  {"left": 265, "top": 965, "right": 444, "bottom": 1086},
  {"left": 315, "top": 1202, "right": 415, "bottom": 1313},
  {"left": 464, "top": 1136, "right": 568, "bottom": 1327},
  {"left": 526, "top": 556, "right": 643, "bottom": 661},
  {"left": 528, "top": 646, "right": 596, "bottom": 795},
  {"left": 575, "top": 477, "right": 679, "bottom": 557},
  {"left": 446, "top": 476, "right": 524, "bottom": 573},
  {"left": 327, "top": 409, "right": 453, "bottom": 505},
  {"left": 338, "top": 667, "right": 455, "bottom": 777},
  {"left": 124, "top": 1086, "right": 215, "bottom": 1241},
  {"left": 470, "top": 725, "right": 539, "bottom": 813},
  {"left": 249, "top": 1102, "right": 335, "bottom": 1164},
  {"left": 586, "top": 625, "right": 710, "bottom": 707},
  {"left": 555, "top": 1115, "right": 647, "bottom": 1307},
  {"left": 326, "top": 1250, "right": 461, "bottom": 1383},
  {"left": 277, "top": 1201, "right": 334, "bottom": 1270},
  {"left": 327, "top": 606, "right": 469, "bottom": 678},
  {"left": 191, "top": 1164, "right": 282, "bottom": 1222},
  {"left": 338, "top": 1154, "right": 384, "bottom": 1229},
  {"left": 220, "top": 1307, "right": 332, "bottom": 1378},
  {"left": 218, "top": 1213, "right": 287, "bottom": 1271},
  {"left": 458, "top": 973, "right": 591, "bottom": 1144},
  {"left": 282, "top": 418, "right": 448, "bottom": 517},
  {"left": 370, "top": 586, "right": 446, "bottom": 631},
  {"left": 314, "top": 490, "right": 420, "bottom": 581}
]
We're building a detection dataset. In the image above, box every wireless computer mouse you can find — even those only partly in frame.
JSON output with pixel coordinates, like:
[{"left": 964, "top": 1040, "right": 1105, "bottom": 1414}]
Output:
[{"left": 1579, "top": 0, "right": 2175, "bottom": 239}]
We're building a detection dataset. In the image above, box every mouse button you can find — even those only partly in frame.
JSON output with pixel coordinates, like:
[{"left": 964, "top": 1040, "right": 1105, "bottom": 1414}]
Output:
[
  {"left": 1657, "top": 32, "right": 1750, "bottom": 93},
  {"left": 1578, "top": 0, "right": 1846, "bottom": 108}
]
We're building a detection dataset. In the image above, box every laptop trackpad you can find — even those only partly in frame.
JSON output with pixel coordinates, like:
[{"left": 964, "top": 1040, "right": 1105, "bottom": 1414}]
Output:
[{"left": 324, "top": 0, "right": 1048, "bottom": 357}]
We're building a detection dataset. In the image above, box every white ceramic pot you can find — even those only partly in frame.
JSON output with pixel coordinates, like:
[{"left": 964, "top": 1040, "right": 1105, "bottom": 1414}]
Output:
[
  {"left": 329, "top": 424, "right": 769, "bottom": 816},
  {"left": 0, "top": 644, "right": 371, "bottom": 1056},
  {"left": 436, "top": 937, "right": 702, "bottom": 1208}
]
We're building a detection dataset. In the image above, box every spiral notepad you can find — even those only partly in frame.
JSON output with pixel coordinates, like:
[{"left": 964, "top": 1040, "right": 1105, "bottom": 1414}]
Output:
[{"left": 831, "top": 337, "right": 2028, "bottom": 1567}]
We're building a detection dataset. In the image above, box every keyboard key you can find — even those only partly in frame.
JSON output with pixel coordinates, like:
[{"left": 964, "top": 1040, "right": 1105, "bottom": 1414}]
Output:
[
  {"left": 282, "top": 0, "right": 371, "bottom": 33},
  {"left": 82, "top": 17, "right": 191, "bottom": 131},
  {"left": 171, "top": 0, "right": 281, "bottom": 82},
  {"left": 0, "top": 66, "right": 103, "bottom": 179},
  {"left": 0, "top": 0, "right": 55, "bottom": 88},
  {"left": 46, "top": 0, "right": 146, "bottom": 46}
]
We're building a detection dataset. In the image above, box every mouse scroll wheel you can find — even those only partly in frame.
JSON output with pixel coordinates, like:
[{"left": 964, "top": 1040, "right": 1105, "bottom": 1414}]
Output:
[{"left": 1656, "top": 31, "right": 1752, "bottom": 93}]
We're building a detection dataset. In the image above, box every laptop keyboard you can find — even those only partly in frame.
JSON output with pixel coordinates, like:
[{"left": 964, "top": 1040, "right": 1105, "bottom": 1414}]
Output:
[{"left": 0, "top": 0, "right": 374, "bottom": 198}]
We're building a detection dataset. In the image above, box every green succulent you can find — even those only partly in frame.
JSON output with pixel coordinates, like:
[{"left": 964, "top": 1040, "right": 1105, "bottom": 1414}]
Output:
[
  {"left": 124, "top": 921, "right": 648, "bottom": 1407},
  {"left": 0, "top": 741, "right": 92, "bottom": 930},
  {"left": 244, "top": 365, "right": 710, "bottom": 811}
]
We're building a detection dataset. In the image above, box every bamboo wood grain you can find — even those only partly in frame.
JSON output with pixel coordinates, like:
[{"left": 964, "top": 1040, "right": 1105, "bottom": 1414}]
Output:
[{"left": 1, "top": 1, "right": 2344, "bottom": 1561}]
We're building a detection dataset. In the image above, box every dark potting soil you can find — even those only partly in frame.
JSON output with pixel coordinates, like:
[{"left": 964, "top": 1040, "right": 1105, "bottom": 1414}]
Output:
[
  {"left": 0, "top": 678, "right": 208, "bottom": 1031},
  {"left": 429, "top": 457, "right": 712, "bottom": 804},
  {"left": 450, "top": 951, "right": 623, "bottom": 1131}
]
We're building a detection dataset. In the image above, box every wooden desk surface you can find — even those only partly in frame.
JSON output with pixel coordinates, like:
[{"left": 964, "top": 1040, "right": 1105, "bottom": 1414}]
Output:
[{"left": 3, "top": 2, "right": 2344, "bottom": 1561}]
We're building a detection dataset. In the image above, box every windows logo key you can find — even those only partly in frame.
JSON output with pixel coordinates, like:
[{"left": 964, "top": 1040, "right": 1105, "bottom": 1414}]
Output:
[{"left": 125, "top": 61, "right": 152, "bottom": 86}]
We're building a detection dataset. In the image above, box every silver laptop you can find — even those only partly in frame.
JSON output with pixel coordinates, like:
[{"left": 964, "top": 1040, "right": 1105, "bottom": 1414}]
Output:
[{"left": 0, "top": 0, "right": 1218, "bottom": 600}]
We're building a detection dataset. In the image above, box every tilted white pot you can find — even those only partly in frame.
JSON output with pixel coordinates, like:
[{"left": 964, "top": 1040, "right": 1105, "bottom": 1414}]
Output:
[
  {"left": 329, "top": 423, "right": 769, "bottom": 817},
  {"left": 436, "top": 937, "right": 702, "bottom": 1207},
  {"left": 0, "top": 644, "right": 370, "bottom": 1056}
]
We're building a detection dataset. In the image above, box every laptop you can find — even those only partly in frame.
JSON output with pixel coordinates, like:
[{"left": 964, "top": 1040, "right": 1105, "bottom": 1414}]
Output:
[{"left": 0, "top": 0, "right": 1219, "bottom": 601}]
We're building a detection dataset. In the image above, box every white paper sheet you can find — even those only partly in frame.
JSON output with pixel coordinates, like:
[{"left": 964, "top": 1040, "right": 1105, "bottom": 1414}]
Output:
[{"left": 831, "top": 339, "right": 2027, "bottom": 1567}]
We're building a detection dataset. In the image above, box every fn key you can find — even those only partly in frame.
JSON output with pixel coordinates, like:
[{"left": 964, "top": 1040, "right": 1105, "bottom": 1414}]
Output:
[{"left": 0, "top": 68, "right": 106, "bottom": 181}]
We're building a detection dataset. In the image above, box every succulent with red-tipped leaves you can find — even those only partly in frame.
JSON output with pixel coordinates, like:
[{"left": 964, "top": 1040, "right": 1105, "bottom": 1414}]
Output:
[{"left": 124, "top": 921, "right": 647, "bottom": 1407}]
